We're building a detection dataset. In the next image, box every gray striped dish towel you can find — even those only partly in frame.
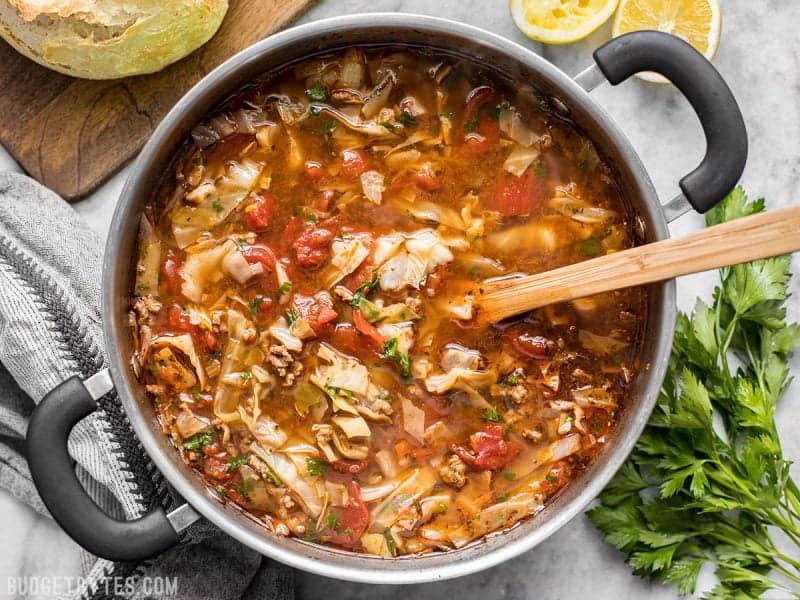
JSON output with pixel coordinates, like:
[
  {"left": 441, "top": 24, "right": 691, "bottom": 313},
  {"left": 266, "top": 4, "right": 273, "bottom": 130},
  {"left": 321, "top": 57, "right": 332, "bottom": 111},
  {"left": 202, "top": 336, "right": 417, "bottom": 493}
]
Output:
[{"left": 0, "top": 172, "right": 294, "bottom": 600}]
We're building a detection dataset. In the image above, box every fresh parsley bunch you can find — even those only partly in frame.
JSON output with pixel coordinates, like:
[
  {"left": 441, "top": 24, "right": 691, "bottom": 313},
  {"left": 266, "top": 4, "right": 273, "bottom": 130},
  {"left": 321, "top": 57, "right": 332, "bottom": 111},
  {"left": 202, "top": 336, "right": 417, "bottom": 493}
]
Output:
[{"left": 588, "top": 187, "right": 800, "bottom": 599}]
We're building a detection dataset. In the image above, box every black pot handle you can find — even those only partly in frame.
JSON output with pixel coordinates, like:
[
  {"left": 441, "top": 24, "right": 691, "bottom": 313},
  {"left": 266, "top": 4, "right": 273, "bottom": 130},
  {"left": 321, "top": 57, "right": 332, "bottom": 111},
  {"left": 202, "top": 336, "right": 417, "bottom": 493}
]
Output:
[
  {"left": 26, "top": 373, "right": 182, "bottom": 562},
  {"left": 593, "top": 31, "right": 748, "bottom": 214}
]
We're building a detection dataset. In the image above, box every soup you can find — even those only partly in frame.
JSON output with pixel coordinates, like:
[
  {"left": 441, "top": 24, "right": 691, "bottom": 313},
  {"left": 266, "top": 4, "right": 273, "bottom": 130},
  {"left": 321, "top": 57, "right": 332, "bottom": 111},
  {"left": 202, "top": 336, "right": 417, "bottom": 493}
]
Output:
[{"left": 129, "top": 46, "right": 646, "bottom": 556}]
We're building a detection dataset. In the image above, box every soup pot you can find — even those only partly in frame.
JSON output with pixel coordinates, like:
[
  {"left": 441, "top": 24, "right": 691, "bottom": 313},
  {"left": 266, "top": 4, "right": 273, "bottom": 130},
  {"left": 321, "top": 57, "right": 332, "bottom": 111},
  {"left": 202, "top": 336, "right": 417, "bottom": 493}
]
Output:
[{"left": 25, "top": 13, "right": 746, "bottom": 584}]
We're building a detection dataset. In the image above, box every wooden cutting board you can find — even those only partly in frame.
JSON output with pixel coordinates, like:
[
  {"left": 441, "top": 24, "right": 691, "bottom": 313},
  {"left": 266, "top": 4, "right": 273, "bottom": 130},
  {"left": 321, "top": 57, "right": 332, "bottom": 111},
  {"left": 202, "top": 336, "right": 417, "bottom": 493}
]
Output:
[{"left": 0, "top": 0, "right": 314, "bottom": 201}]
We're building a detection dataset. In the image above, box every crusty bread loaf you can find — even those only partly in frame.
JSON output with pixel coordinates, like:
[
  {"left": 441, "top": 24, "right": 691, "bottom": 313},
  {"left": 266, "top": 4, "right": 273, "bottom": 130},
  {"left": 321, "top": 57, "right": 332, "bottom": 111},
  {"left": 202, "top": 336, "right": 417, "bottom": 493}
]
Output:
[{"left": 0, "top": 0, "right": 229, "bottom": 79}]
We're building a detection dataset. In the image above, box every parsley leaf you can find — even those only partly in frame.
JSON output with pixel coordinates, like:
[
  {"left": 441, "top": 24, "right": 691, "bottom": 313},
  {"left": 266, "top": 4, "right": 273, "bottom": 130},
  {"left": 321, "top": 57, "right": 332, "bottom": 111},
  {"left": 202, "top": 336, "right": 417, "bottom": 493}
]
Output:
[
  {"left": 248, "top": 295, "right": 263, "bottom": 315},
  {"left": 182, "top": 429, "right": 214, "bottom": 450},
  {"left": 306, "top": 457, "right": 329, "bottom": 477},
  {"left": 380, "top": 338, "right": 411, "bottom": 378},
  {"left": 579, "top": 237, "right": 602, "bottom": 256},
  {"left": 399, "top": 111, "right": 418, "bottom": 128},
  {"left": 227, "top": 454, "right": 249, "bottom": 470},
  {"left": 285, "top": 307, "right": 298, "bottom": 326},
  {"left": 483, "top": 406, "right": 503, "bottom": 422},
  {"left": 306, "top": 80, "right": 327, "bottom": 102},
  {"left": 463, "top": 115, "right": 480, "bottom": 132},
  {"left": 588, "top": 186, "right": 800, "bottom": 599}
]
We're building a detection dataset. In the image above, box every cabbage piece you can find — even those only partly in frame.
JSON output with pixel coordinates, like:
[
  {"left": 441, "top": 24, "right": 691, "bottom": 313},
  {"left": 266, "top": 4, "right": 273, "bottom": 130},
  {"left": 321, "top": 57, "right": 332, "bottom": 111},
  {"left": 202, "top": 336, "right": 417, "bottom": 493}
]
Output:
[
  {"left": 373, "top": 229, "right": 460, "bottom": 292},
  {"left": 175, "top": 409, "right": 211, "bottom": 439},
  {"left": 180, "top": 240, "right": 236, "bottom": 303},
  {"left": 221, "top": 249, "right": 263, "bottom": 284},
  {"left": 214, "top": 310, "right": 251, "bottom": 422},
  {"left": 503, "top": 145, "right": 540, "bottom": 177},
  {"left": 149, "top": 333, "right": 206, "bottom": 390},
  {"left": 369, "top": 467, "right": 438, "bottom": 533},
  {"left": 487, "top": 217, "right": 564, "bottom": 254},
  {"left": 331, "top": 415, "right": 371, "bottom": 460},
  {"left": 134, "top": 215, "right": 161, "bottom": 297},
  {"left": 332, "top": 414, "right": 371, "bottom": 440},
  {"left": 498, "top": 109, "right": 539, "bottom": 147},
  {"left": 578, "top": 330, "right": 629, "bottom": 356},
  {"left": 250, "top": 444, "right": 323, "bottom": 517},
  {"left": 401, "top": 396, "right": 425, "bottom": 444},
  {"left": 171, "top": 159, "right": 263, "bottom": 248},
  {"left": 376, "top": 322, "right": 415, "bottom": 356},
  {"left": 313, "top": 343, "right": 369, "bottom": 396},
  {"left": 571, "top": 386, "right": 618, "bottom": 409},
  {"left": 549, "top": 185, "right": 617, "bottom": 225},
  {"left": 268, "top": 316, "right": 303, "bottom": 353},
  {"left": 361, "top": 533, "right": 393, "bottom": 558},
  {"left": 240, "top": 412, "right": 287, "bottom": 449},
  {"left": 321, "top": 235, "right": 370, "bottom": 289},
  {"left": 446, "top": 491, "right": 543, "bottom": 548},
  {"left": 424, "top": 345, "right": 495, "bottom": 407},
  {"left": 360, "top": 170, "right": 385, "bottom": 204}
]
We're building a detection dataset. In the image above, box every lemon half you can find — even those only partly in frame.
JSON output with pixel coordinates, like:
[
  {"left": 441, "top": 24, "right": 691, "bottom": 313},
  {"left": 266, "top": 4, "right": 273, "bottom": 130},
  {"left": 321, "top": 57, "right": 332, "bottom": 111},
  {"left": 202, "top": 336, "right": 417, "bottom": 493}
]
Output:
[
  {"left": 612, "top": 0, "right": 722, "bottom": 83},
  {"left": 510, "top": 0, "right": 620, "bottom": 45}
]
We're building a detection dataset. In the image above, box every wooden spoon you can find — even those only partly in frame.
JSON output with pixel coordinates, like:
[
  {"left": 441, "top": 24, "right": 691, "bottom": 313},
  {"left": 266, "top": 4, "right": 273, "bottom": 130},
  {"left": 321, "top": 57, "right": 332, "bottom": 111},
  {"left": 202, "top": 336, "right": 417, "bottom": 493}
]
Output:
[{"left": 475, "top": 204, "right": 800, "bottom": 323}]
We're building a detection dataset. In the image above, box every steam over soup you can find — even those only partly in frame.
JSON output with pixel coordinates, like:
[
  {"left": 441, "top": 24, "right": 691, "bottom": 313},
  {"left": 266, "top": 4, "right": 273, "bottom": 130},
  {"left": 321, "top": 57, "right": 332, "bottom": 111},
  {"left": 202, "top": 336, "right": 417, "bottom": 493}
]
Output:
[{"left": 130, "top": 46, "right": 646, "bottom": 556}]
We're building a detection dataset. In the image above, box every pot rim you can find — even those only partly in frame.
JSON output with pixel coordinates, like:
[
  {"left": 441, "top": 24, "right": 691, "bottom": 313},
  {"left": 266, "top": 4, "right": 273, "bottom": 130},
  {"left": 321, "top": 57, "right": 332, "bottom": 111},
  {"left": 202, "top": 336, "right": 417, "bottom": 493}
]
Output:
[{"left": 104, "top": 12, "right": 676, "bottom": 584}]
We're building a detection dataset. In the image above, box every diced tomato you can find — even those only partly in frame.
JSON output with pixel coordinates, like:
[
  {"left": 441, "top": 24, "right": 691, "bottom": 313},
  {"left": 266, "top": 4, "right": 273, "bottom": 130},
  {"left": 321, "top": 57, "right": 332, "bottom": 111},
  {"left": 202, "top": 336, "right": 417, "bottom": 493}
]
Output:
[
  {"left": 162, "top": 251, "right": 182, "bottom": 296},
  {"left": 167, "top": 305, "right": 195, "bottom": 333},
  {"left": 321, "top": 481, "right": 369, "bottom": 548},
  {"left": 203, "top": 330, "right": 218, "bottom": 350},
  {"left": 510, "top": 333, "right": 555, "bottom": 359},
  {"left": 313, "top": 190, "right": 335, "bottom": 212},
  {"left": 422, "top": 264, "right": 447, "bottom": 294},
  {"left": 293, "top": 226, "right": 334, "bottom": 269},
  {"left": 293, "top": 294, "right": 338, "bottom": 334},
  {"left": 203, "top": 456, "right": 232, "bottom": 482},
  {"left": 242, "top": 193, "right": 277, "bottom": 231},
  {"left": 330, "top": 459, "right": 367, "bottom": 474},
  {"left": 352, "top": 309, "right": 384, "bottom": 350},
  {"left": 256, "top": 296, "right": 274, "bottom": 319},
  {"left": 412, "top": 163, "right": 442, "bottom": 192},
  {"left": 241, "top": 244, "right": 276, "bottom": 272},
  {"left": 450, "top": 424, "right": 522, "bottom": 471},
  {"left": 340, "top": 149, "right": 371, "bottom": 178},
  {"left": 304, "top": 160, "right": 325, "bottom": 181},
  {"left": 488, "top": 170, "right": 545, "bottom": 217},
  {"left": 461, "top": 86, "right": 501, "bottom": 154}
]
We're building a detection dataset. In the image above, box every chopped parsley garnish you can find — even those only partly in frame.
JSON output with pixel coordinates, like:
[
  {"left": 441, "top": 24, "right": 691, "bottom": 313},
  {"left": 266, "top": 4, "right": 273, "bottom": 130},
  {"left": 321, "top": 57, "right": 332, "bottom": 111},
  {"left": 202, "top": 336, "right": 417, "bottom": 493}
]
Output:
[
  {"left": 579, "top": 238, "right": 602, "bottom": 256},
  {"left": 440, "top": 110, "right": 454, "bottom": 119},
  {"left": 497, "top": 492, "right": 510, "bottom": 502},
  {"left": 325, "top": 511, "right": 339, "bottom": 530},
  {"left": 488, "top": 101, "right": 511, "bottom": 120},
  {"left": 468, "top": 266, "right": 480, "bottom": 279},
  {"left": 182, "top": 429, "right": 214, "bottom": 450},
  {"left": 191, "top": 389, "right": 201, "bottom": 401},
  {"left": 380, "top": 121, "right": 396, "bottom": 132},
  {"left": 463, "top": 114, "right": 480, "bottom": 132},
  {"left": 191, "top": 155, "right": 204, "bottom": 166},
  {"left": 502, "top": 471, "right": 516, "bottom": 481},
  {"left": 212, "top": 200, "right": 224, "bottom": 213},
  {"left": 503, "top": 374, "right": 519, "bottom": 385},
  {"left": 399, "top": 111, "right": 418, "bottom": 128},
  {"left": 208, "top": 350, "right": 221, "bottom": 361},
  {"left": 438, "top": 501, "right": 448, "bottom": 511},
  {"left": 227, "top": 454, "right": 249, "bottom": 470},
  {"left": 350, "top": 275, "right": 379, "bottom": 309},
  {"left": 306, "top": 458, "right": 329, "bottom": 477},
  {"left": 295, "top": 206, "right": 319, "bottom": 224},
  {"left": 285, "top": 307, "right": 298, "bottom": 326},
  {"left": 534, "top": 162, "right": 547, "bottom": 177},
  {"left": 240, "top": 371, "right": 253, "bottom": 381},
  {"left": 545, "top": 473, "right": 558, "bottom": 484},
  {"left": 384, "top": 529, "right": 397, "bottom": 556},
  {"left": 315, "top": 119, "right": 338, "bottom": 135},
  {"left": 306, "top": 80, "right": 327, "bottom": 102},
  {"left": 234, "top": 238, "right": 249, "bottom": 251},
  {"left": 278, "top": 281, "right": 292, "bottom": 295},
  {"left": 248, "top": 295, "right": 263, "bottom": 315},
  {"left": 380, "top": 338, "right": 411, "bottom": 378},
  {"left": 483, "top": 406, "right": 503, "bottom": 422},
  {"left": 234, "top": 479, "right": 253, "bottom": 497},
  {"left": 265, "top": 469, "right": 282, "bottom": 486}
]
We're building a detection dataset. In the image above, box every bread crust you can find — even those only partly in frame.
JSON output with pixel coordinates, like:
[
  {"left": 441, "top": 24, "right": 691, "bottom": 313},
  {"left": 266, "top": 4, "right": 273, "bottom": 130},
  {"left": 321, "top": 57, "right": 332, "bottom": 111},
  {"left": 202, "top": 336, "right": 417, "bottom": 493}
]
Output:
[{"left": 0, "top": 0, "right": 229, "bottom": 79}]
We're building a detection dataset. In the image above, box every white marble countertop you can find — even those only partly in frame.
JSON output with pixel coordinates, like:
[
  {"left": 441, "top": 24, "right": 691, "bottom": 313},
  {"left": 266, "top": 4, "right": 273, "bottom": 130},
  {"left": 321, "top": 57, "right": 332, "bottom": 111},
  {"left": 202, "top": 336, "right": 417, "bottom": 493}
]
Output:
[{"left": 1, "top": 1, "right": 799, "bottom": 598}]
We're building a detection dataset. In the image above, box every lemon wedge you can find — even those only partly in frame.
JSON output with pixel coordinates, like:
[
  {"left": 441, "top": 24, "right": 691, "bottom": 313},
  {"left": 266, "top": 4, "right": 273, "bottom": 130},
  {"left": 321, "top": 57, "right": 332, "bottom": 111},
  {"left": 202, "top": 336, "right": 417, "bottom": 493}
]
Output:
[
  {"left": 510, "top": 0, "right": 620, "bottom": 45},
  {"left": 612, "top": 0, "right": 721, "bottom": 82}
]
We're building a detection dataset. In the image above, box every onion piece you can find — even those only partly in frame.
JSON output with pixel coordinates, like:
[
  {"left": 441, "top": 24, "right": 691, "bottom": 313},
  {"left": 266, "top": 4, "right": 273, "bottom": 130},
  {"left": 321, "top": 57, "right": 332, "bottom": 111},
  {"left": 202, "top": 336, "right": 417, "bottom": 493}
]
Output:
[
  {"left": 362, "top": 72, "right": 395, "bottom": 118},
  {"left": 375, "top": 448, "right": 400, "bottom": 478},
  {"left": 550, "top": 433, "right": 582, "bottom": 461},
  {"left": 578, "top": 330, "right": 629, "bottom": 356},
  {"left": 360, "top": 170, "right": 385, "bottom": 204},
  {"left": 340, "top": 48, "right": 366, "bottom": 88}
]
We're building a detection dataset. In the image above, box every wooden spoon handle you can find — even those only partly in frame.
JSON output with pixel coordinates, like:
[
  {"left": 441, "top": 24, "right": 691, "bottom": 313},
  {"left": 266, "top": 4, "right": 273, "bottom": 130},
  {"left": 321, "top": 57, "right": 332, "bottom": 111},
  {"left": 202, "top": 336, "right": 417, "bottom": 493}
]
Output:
[{"left": 477, "top": 204, "right": 800, "bottom": 323}]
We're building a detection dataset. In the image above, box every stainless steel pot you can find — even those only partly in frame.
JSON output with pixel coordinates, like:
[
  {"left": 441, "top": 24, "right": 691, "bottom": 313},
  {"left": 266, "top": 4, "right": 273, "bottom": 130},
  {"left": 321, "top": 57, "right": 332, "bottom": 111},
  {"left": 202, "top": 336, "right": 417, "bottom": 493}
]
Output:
[{"left": 25, "top": 14, "right": 746, "bottom": 584}]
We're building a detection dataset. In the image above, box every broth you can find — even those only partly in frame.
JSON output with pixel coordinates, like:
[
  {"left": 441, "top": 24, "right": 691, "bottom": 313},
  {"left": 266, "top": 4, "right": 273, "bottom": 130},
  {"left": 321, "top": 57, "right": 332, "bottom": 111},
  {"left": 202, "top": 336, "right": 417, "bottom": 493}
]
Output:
[{"left": 129, "top": 46, "right": 646, "bottom": 556}]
